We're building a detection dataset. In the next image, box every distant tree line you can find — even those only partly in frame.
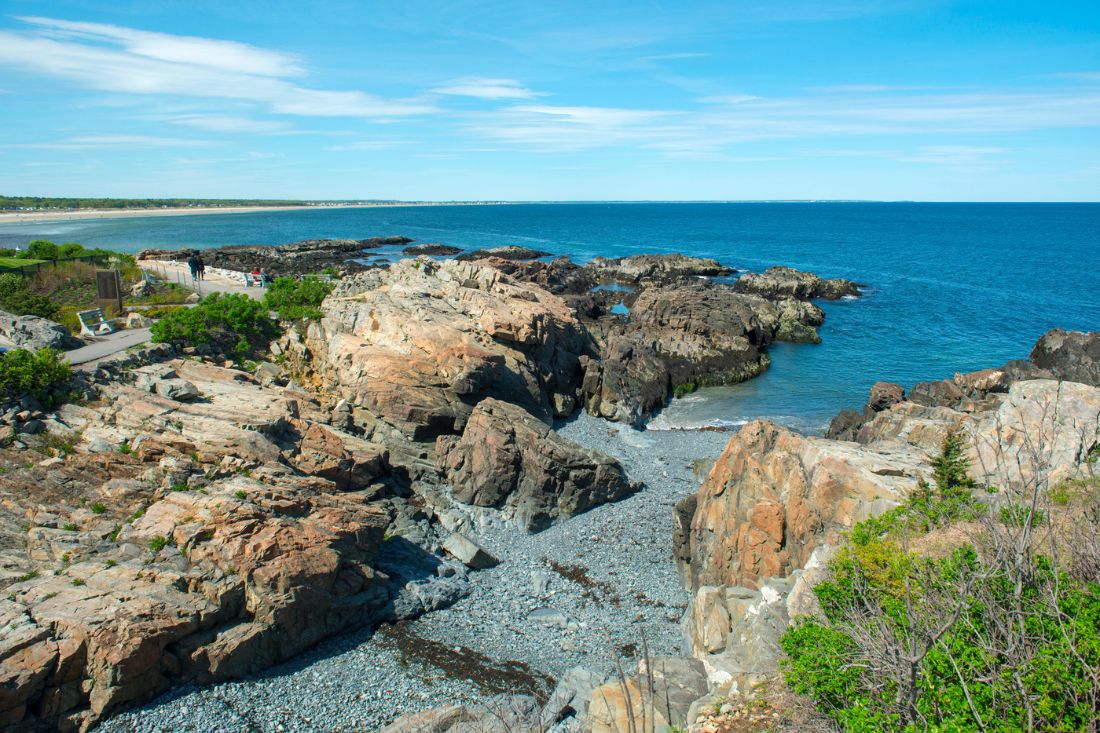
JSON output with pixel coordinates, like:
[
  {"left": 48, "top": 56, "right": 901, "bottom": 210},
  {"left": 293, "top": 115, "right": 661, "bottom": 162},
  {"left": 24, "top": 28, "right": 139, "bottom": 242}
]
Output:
[{"left": 0, "top": 196, "right": 393, "bottom": 211}]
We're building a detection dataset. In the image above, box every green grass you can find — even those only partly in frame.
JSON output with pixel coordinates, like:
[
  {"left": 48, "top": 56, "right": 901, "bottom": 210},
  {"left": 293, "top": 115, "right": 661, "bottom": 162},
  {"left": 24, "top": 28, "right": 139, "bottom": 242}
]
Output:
[{"left": 0, "top": 257, "right": 45, "bottom": 268}]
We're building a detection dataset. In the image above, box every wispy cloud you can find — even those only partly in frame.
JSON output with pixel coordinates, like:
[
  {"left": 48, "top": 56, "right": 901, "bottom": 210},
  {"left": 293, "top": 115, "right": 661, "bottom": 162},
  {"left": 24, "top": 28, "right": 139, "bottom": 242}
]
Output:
[
  {"left": 460, "top": 86, "right": 1100, "bottom": 156},
  {"left": 432, "top": 77, "right": 545, "bottom": 99},
  {"left": 167, "top": 115, "right": 294, "bottom": 133},
  {"left": 324, "top": 140, "right": 409, "bottom": 151},
  {"left": 7, "top": 134, "right": 215, "bottom": 149},
  {"left": 20, "top": 16, "right": 305, "bottom": 77},
  {"left": 0, "top": 17, "right": 435, "bottom": 118}
]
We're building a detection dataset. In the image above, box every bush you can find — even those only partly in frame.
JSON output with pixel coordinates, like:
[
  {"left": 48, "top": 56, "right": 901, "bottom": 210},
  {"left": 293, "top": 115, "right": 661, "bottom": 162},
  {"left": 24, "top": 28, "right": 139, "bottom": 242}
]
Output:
[
  {"left": 262, "top": 277, "right": 333, "bottom": 320},
  {"left": 0, "top": 348, "right": 71, "bottom": 404},
  {"left": 150, "top": 292, "right": 277, "bottom": 356},
  {"left": 26, "top": 240, "right": 58, "bottom": 260},
  {"left": 781, "top": 432, "right": 1100, "bottom": 733},
  {"left": 0, "top": 273, "right": 58, "bottom": 319}
]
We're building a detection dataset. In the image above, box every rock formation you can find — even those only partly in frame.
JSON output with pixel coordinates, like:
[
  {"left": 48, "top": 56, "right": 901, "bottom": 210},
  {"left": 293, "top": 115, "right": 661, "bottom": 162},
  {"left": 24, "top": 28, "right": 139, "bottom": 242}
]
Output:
[
  {"left": 454, "top": 245, "right": 551, "bottom": 261},
  {"left": 436, "top": 398, "right": 636, "bottom": 531},
  {"left": 581, "top": 285, "right": 825, "bottom": 425},
  {"left": 137, "top": 237, "right": 411, "bottom": 276},
  {"left": 587, "top": 253, "right": 733, "bottom": 283},
  {"left": 734, "top": 265, "right": 860, "bottom": 300},
  {"left": 0, "top": 310, "right": 82, "bottom": 350},
  {"left": 0, "top": 354, "right": 462, "bottom": 731},
  {"left": 679, "top": 337, "right": 1100, "bottom": 690},
  {"left": 286, "top": 258, "right": 591, "bottom": 442}
]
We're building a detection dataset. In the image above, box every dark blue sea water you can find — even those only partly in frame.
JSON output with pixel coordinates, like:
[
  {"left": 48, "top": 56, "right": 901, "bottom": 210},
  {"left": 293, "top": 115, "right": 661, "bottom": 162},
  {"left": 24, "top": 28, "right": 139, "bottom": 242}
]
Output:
[{"left": 2, "top": 203, "right": 1097, "bottom": 433}]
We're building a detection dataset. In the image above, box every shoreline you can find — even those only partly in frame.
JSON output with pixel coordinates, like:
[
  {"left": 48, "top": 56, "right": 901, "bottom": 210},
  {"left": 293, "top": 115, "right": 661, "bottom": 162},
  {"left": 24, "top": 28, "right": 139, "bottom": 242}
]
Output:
[{"left": 0, "top": 201, "right": 506, "bottom": 225}]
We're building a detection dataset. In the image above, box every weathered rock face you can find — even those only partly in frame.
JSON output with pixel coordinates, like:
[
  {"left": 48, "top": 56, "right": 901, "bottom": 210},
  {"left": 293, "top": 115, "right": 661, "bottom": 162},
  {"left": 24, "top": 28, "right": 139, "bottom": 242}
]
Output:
[
  {"left": 587, "top": 253, "right": 734, "bottom": 284},
  {"left": 436, "top": 398, "right": 636, "bottom": 531},
  {"left": 1029, "top": 328, "right": 1100, "bottom": 387},
  {"left": 680, "top": 374, "right": 1100, "bottom": 688},
  {"left": 0, "top": 357, "right": 431, "bottom": 731},
  {"left": 734, "top": 265, "right": 860, "bottom": 300},
  {"left": 682, "top": 420, "right": 923, "bottom": 592},
  {"left": 587, "top": 657, "right": 709, "bottom": 733},
  {"left": 0, "top": 310, "right": 82, "bottom": 350},
  {"left": 289, "top": 258, "right": 591, "bottom": 441},
  {"left": 582, "top": 286, "right": 788, "bottom": 425}
]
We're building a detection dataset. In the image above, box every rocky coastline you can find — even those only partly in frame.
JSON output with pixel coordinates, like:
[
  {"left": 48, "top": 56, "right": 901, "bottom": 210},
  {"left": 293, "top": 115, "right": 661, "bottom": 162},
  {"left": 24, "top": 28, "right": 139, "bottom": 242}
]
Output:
[{"left": 1, "top": 234, "right": 1095, "bottom": 733}]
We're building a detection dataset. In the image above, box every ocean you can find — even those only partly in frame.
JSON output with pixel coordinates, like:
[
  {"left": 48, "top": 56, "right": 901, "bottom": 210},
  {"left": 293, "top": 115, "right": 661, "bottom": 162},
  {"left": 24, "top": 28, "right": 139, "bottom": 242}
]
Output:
[{"left": 2, "top": 202, "right": 1097, "bottom": 434}]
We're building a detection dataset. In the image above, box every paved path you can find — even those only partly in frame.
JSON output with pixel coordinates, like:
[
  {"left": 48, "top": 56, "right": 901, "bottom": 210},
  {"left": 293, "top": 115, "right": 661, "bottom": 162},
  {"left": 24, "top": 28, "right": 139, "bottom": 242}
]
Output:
[
  {"left": 65, "top": 328, "right": 153, "bottom": 366},
  {"left": 137, "top": 259, "right": 264, "bottom": 300}
]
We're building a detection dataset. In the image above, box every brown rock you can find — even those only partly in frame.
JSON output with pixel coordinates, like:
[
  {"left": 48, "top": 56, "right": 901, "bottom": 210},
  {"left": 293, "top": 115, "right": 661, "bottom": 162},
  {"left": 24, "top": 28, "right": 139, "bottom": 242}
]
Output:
[{"left": 436, "top": 398, "right": 635, "bottom": 531}]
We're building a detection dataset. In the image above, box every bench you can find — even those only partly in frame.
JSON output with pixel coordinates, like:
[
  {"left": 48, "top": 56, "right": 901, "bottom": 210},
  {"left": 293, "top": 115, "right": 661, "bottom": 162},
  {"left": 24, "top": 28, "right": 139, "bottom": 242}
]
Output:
[
  {"left": 77, "top": 308, "right": 117, "bottom": 337},
  {"left": 244, "top": 273, "right": 263, "bottom": 287}
]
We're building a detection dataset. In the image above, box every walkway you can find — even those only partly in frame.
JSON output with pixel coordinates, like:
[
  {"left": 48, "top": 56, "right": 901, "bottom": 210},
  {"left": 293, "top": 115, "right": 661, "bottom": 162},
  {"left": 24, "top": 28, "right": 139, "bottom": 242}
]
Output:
[
  {"left": 137, "top": 259, "right": 264, "bottom": 300},
  {"left": 65, "top": 327, "right": 152, "bottom": 366}
]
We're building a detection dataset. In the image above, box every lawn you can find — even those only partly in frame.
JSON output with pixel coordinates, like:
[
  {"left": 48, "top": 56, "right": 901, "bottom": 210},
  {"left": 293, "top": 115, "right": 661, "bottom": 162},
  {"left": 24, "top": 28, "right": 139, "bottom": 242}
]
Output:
[{"left": 0, "top": 257, "right": 45, "bottom": 269}]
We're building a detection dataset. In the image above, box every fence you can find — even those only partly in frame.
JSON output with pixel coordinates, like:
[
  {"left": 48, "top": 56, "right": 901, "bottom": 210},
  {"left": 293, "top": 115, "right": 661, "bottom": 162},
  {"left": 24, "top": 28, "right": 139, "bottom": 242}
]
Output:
[{"left": 0, "top": 253, "right": 117, "bottom": 278}]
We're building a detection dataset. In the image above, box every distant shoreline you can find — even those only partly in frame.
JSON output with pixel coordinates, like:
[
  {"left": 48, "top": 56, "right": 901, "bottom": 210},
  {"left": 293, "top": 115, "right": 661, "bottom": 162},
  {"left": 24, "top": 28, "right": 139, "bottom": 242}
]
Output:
[{"left": 0, "top": 201, "right": 505, "bottom": 225}]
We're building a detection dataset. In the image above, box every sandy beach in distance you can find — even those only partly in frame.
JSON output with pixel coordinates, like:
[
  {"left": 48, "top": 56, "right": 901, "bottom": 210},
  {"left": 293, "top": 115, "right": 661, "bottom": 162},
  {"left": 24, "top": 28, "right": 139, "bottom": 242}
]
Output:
[{"left": 0, "top": 201, "right": 501, "bottom": 224}]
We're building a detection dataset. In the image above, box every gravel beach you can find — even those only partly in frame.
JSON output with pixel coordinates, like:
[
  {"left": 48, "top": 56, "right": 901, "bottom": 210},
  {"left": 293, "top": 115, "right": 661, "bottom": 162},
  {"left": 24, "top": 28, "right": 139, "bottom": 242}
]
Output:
[{"left": 96, "top": 414, "right": 732, "bottom": 733}]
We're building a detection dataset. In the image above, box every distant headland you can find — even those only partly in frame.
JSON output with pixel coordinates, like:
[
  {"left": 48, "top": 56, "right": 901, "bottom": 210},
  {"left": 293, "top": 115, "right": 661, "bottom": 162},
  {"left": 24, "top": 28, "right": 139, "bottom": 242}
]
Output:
[{"left": 0, "top": 196, "right": 508, "bottom": 223}]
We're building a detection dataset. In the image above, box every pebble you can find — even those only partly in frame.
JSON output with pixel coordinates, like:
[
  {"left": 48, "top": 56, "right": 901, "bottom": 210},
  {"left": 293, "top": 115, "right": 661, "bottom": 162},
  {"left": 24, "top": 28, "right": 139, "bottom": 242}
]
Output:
[{"left": 96, "top": 413, "right": 731, "bottom": 732}]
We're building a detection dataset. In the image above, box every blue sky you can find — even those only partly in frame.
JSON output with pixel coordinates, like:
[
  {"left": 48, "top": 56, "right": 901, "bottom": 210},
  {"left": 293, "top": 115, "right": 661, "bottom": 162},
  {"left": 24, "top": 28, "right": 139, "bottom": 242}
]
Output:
[{"left": 1, "top": 1, "right": 1098, "bottom": 201}]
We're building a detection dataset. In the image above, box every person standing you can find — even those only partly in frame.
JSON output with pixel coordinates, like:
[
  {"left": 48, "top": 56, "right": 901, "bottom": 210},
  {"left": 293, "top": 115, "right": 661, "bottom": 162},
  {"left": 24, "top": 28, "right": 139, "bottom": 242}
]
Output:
[
  {"left": 196, "top": 255, "right": 206, "bottom": 282},
  {"left": 186, "top": 254, "right": 200, "bottom": 283}
]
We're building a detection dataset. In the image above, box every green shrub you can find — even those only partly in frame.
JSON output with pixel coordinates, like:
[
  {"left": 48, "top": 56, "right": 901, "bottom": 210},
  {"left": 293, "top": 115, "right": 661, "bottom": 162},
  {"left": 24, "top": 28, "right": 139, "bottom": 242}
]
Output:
[
  {"left": 0, "top": 273, "right": 59, "bottom": 319},
  {"left": 150, "top": 292, "right": 277, "bottom": 356},
  {"left": 148, "top": 535, "right": 169, "bottom": 552},
  {"left": 91, "top": 502, "right": 106, "bottom": 514},
  {"left": 781, "top": 432, "right": 1100, "bottom": 733},
  {"left": 262, "top": 277, "right": 333, "bottom": 320},
  {"left": 0, "top": 348, "right": 71, "bottom": 404},
  {"left": 26, "top": 240, "right": 58, "bottom": 260}
]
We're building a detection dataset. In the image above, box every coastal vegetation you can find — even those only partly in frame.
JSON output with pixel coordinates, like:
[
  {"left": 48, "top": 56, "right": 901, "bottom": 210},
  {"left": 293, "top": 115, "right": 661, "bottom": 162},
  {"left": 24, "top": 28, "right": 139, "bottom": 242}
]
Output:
[
  {"left": 0, "top": 347, "right": 71, "bottom": 404},
  {"left": 150, "top": 292, "right": 277, "bottom": 356},
  {"left": 262, "top": 276, "right": 334, "bottom": 320},
  {"left": 781, "top": 433, "right": 1100, "bottom": 733}
]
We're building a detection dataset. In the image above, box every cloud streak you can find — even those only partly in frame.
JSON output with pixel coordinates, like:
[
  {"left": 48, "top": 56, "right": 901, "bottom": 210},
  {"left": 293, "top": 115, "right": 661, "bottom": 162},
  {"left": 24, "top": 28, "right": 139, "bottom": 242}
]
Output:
[
  {"left": 0, "top": 18, "right": 434, "bottom": 119},
  {"left": 433, "top": 78, "right": 545, "bottom": 99}
]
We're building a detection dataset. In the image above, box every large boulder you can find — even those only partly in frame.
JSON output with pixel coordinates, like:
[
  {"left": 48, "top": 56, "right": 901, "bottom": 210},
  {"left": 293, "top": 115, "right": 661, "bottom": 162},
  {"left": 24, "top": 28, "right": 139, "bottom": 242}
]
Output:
[
  {"left": 1029, "top": 328, "right": 1100, "bottom": 387},
  {"left": 734, "top": 265, "right": 860, "bottom": 300},
  {"left": 290, "top": 259, "right": 591, "bottom": 440},
  {"left": 435, "top": 398, "right": 636, "bottom": 531},
  {"left": 0, "top": 310, "right": 81, "bottom": 350}
]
